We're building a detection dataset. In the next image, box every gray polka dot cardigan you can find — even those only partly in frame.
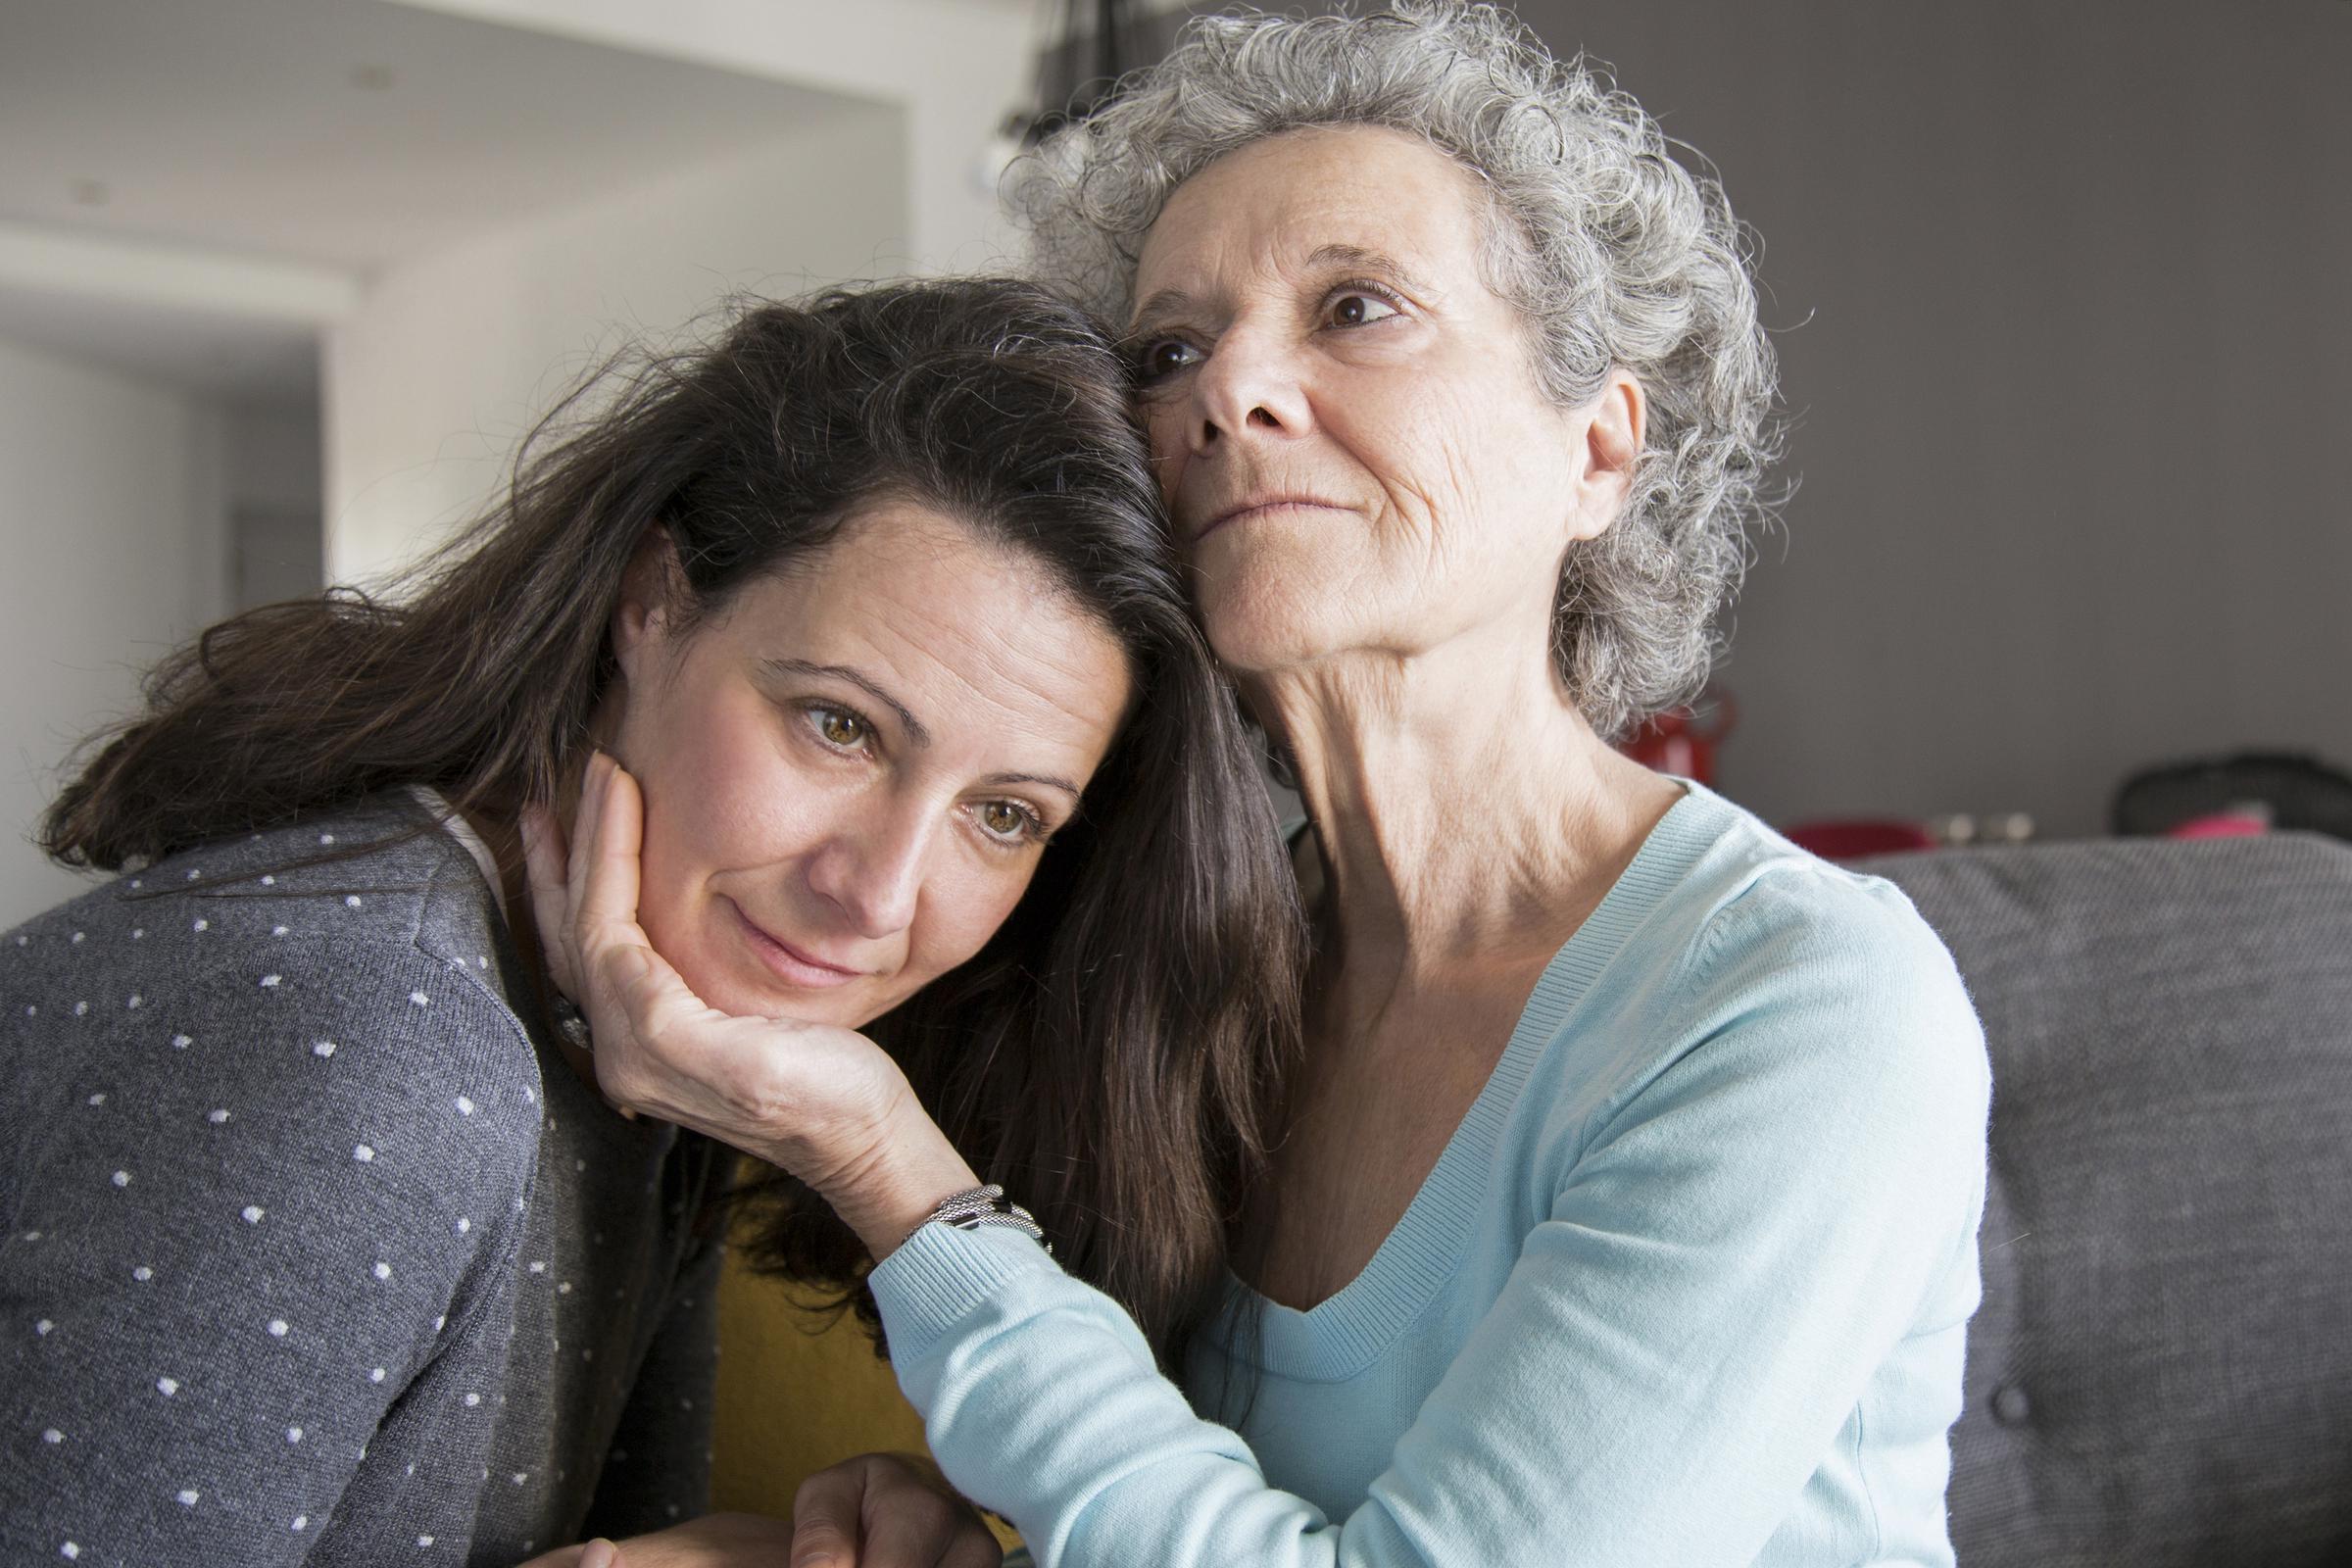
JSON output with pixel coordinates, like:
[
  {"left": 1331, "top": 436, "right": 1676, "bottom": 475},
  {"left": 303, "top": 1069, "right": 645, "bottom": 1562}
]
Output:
[{"left": 1, "top": 796, "right": 729, "bottom": 1566}]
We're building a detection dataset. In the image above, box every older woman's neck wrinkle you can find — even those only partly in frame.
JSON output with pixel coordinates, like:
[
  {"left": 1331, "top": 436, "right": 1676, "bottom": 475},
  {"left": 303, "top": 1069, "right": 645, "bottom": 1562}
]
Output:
[{"left": 1258, "top": 642, "right": 1647, "bottom": 987}]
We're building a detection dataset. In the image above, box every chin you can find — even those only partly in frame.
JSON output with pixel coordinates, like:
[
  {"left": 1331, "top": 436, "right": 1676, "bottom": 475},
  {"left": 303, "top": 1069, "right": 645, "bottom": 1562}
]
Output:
[
  {"left": 699, "top": 961, "right": 895, "bottom": 1029},
  {"left": 1191, "top": 538, "right": 1373, "bottom": 672},
  {"left": 646, "top": 923, "right": 881, "bottom": 1033},
  {"left": 1195, "top": 578, "right": 1357, "bottom": 674}
]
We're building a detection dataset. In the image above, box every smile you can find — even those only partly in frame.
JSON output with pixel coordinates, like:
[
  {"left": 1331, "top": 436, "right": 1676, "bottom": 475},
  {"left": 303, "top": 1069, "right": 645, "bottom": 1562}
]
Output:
[{"left": 727, "top": 901, "right": 867, "bottom": 990}]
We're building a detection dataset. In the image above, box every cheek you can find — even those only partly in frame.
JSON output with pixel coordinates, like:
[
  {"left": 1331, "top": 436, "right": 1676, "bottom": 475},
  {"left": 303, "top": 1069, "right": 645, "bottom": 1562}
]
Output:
[
  {"left": 907, "top": 864, "right": 1030, "bottom": 978},
  {"left": 1143, "top": 405, "right": 1189, "bottom": 499},
  {"left": 624, "top": 693, "right": 808, "bottom": 945},
  {"left": 1350, "top": 383, "right": 1480, "bottom": 510}
]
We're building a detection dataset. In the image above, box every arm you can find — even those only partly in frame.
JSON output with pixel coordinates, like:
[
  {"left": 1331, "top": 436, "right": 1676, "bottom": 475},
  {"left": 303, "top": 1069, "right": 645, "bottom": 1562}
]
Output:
[
  {"left": 871, "top": 881, "right": 1989, "bottom": 1567},
  {"left": 533, "top": 759, "right": 1988, "bottom": 1566},
  {"left": 0, "top": 947, "right": 541, "bottom": 1565}
]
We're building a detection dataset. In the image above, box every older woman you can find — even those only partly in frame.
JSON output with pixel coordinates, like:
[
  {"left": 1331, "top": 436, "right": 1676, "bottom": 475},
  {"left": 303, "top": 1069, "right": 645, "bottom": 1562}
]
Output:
[{"left": 549, "top": 6, "right": 1989, "bottom": 1566}]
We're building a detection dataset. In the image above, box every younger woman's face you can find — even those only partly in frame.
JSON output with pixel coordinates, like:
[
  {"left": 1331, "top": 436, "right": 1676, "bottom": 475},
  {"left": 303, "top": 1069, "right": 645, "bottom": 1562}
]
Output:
[{"left": 603, "top": 501, "right": 1133, "bottom": 1028}]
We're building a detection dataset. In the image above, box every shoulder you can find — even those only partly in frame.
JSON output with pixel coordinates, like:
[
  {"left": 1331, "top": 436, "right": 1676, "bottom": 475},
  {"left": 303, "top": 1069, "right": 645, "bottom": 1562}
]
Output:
[
  {"left": 4, "top": 799, "right": 545, "bottom": 1187},
  {"left": 1588, "top": 787, "right": 1988, "bottom": 1139},
  {"left": 1538, "top": 795, "right": 1989, "bottom": 1255},
  {"left": 1628, "top": 788, "right": 1972, "bottom": 1018}
]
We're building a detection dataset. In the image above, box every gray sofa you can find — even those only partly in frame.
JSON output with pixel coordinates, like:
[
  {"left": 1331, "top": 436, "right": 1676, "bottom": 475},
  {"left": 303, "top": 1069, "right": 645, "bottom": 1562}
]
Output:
[{"left": 1864, "top": 833, "right": 2352, "bottom": 1564}]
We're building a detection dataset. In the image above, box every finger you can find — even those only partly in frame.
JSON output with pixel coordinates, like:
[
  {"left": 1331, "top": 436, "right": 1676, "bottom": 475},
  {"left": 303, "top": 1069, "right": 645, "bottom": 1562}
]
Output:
[
  {"left": 507, "top": 1546, "right": 587, "bottom": 1568},
  {"left": 571, "top": 767, "right": 667, "bottom": 1048},
  {"left": 591, "top": 937, "right": 704, "bottom": 1041},
  {"left": 518, "top": 806, "right": 582, "bottom": 1001},
  {"left": 858, "top": 1500, "right": 962, "bottom": 1568},
  {"left": 556, "top": 755, "right": 618, "bottom": 1005},
  {"left": 567, "top": 752, "right": 613, "bottom": 930},
  {"left": 941, "top": 1530, "right": 1004, "bottom": 1568},
  {"left": 790, "top": 1520, "right": 858, "bottom": 1568},
  {"left": 578, "top": 1541, "right": 618, "bottom": 1568},
  {"left": 791, "top": 1467, "right": 865, "bottom": 1568},
  {"left": 790, "top": 1504, "right": 865, "bottom": 1568},
  {"left": 575, "top": 758, "right": 648, "bottom": 974}
]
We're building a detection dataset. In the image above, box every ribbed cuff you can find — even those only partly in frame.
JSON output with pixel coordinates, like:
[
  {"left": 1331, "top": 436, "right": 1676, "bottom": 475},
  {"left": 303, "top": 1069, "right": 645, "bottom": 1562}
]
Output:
[{"left": 868, "top": 1220, "right": 1060, "bottom": 1365}]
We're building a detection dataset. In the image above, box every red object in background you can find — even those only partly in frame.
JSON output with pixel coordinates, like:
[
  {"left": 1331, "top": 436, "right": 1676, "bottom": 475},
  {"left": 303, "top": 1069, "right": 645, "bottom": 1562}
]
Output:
[
  {"left": 2165, "top": 809, "right": 2271, "bottom": 841},
  {"left": 1784, "top": 818, "right": 1939, "bottom": 861},
  {"left": 1619, "top": 698, "right": 1737, "bottom": 786}
]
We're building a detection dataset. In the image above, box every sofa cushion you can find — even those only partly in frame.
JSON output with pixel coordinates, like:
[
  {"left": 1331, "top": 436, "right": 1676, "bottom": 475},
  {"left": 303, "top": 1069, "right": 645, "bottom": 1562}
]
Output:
[{"left": 1864, "top": 833, "right": 2352, "bottom": 1566}]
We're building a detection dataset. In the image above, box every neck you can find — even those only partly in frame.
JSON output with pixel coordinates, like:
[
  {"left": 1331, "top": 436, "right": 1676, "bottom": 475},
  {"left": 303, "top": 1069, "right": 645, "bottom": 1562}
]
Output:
[
  {"left": 449, "top": 775, "right": 602, "bottom": 1096},
  {"left": 1249, "top": 630, "right": 1681, "bottom": 1009}
]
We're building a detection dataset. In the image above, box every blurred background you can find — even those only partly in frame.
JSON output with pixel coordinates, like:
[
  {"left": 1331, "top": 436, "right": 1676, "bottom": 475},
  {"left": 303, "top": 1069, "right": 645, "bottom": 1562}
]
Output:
[{"left": 3, "top": 0, "right": 2348, "bottom": 927}]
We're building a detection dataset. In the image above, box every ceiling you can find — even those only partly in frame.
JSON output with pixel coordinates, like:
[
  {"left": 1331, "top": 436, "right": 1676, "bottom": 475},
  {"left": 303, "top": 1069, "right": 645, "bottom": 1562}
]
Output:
[{"left": 0, "top": 0, "right": 865, "bottom": 400}]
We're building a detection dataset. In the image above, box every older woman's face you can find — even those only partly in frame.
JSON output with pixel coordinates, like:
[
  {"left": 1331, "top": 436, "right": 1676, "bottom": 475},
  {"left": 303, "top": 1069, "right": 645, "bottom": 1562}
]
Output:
[{"left": 1130, "top": 124, "right": 1636, "bottom": 677}]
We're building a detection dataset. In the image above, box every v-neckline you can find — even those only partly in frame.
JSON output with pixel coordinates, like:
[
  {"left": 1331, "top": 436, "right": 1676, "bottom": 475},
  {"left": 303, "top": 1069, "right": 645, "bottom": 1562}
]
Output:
[{"left": 1215, "top": 782, "right": 1726, "bottom": 1382}]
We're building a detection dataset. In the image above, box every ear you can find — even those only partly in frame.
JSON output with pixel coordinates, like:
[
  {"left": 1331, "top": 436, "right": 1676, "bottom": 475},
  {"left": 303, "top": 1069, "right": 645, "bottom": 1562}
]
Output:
[
  {"left": 1567, "top": 369, "right": 1646, "bottom": 542},
  {"left": 611, "top": 527, "right": 684, "bottom": 684}
]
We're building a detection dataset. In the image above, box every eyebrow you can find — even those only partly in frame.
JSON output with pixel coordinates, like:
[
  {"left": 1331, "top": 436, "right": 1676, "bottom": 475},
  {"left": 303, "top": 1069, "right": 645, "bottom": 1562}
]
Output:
[
  {"left": 1303, "top": 243, "right": 1429, "bottom": 295},
  {"left": 763, "top": 659, "right": 931, "bottom": 747},
  {"left": 1130, "top": 245, "right": 1430, "bottom": 330},
  {"left": 1128, "top": 286, "right": 1197, "bottom": 333},
  {"left": 979, "top": 770, "right": 1084, "bottom": 806}
]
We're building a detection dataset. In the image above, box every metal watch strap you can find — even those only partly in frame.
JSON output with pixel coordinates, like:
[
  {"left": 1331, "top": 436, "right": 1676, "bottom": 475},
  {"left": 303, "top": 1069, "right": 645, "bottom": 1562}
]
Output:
[{"left": 925, "top": 1183, "right": 1049, "bottom": 1252}]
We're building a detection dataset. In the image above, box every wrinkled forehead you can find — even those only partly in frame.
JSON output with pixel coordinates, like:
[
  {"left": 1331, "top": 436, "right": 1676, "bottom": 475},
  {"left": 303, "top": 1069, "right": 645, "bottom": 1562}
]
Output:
[
  {"left": 1128, "top": 123, "right": 1504, "bottom": 323},
  {"left": 750, "top": 503, "right": 1138, "bottom": 769}
]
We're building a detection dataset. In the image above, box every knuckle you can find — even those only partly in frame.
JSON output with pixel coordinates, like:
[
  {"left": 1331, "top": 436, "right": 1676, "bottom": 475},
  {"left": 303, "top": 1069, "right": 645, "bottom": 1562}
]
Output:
[{"left": 792, "top": 1469, "right": 845, "bottom": 1513}]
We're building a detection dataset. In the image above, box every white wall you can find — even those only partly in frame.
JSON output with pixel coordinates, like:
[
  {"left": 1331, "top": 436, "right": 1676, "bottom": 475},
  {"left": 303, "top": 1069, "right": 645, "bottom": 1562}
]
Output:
[
  {"left": 1514, "top": 0, "right": 2352, "bottom": 837},
  {"left": 226, "top": 401, "right": 324, "bottom": 609},
  {"left": 0, "top": 334, "right": 229, "bottom": 926},
  {"left": 390, "top": 0, "right": 1034, "bottom": 274},
  {"left": 325, "top": 106, "right": 906, "bottom": 586}
]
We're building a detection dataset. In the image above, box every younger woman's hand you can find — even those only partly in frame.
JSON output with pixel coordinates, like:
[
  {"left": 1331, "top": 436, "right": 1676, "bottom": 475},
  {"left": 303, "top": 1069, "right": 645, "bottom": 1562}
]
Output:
[
  {"left": 514, "top": 1514, "right": 808, "bottom": 1567},
  {"left": 792, "top": 1452, "right": 1004, "bottom": 1568},
  {"left": 519, "top": 752, "right": 979, "bottom": 1257}
]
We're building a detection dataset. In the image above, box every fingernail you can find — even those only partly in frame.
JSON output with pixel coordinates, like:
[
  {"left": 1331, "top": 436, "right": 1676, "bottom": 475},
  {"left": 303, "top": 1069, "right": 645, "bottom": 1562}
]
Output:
[{"left": 580, "top": 1539, "right": 618, "bottom": 1568}]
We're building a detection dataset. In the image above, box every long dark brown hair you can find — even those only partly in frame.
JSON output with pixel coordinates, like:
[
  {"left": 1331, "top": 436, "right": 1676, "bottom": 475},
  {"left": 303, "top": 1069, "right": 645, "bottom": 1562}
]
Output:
[{"left": 43, "top": 278, "right": 1302, "bottom": 1370}]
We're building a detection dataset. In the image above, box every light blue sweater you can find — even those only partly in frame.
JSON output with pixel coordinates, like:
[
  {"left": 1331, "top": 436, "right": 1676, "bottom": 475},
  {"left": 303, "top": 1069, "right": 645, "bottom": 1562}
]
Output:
[{"left": 869, "top": 785, "right": 1990, "bottom": 1566}]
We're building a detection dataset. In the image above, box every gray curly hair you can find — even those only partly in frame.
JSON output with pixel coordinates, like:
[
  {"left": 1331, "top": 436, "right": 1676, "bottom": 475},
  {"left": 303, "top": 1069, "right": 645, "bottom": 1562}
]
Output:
[{"left": 1012, "top": 1, "right": 1782, "bottom": 739}]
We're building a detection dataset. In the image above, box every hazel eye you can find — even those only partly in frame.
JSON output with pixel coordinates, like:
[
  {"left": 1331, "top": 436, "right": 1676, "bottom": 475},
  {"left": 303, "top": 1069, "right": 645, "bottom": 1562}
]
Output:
[
  {"left": 811, "top": 708, "right": 868, "bottom": 749},
  {"left": 1328, "top": 290, "right": 1399, "bottom": 328},
  {"left": 976, "top": 801, "right": 1039, "bottom": 842}
]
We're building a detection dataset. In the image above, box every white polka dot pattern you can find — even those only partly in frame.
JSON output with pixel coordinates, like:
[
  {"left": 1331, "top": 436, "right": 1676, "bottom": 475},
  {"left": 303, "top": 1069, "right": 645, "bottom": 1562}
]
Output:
[{"left": 2, "top": 801, "right": 724, "bottom": 1563}]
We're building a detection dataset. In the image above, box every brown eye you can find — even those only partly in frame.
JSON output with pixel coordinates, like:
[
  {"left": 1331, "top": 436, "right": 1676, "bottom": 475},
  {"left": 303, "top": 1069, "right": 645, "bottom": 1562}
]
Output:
[
  {"left": 1137, "top": 338, "right": 1200, "bottom": 382},
  {"left": 977, "top": 801, "right": 1034, "bottom": 841},
  {"left": 814, "top": 709, "right": 867, "bottom": 748},
  {"left": 1328, "top": 290, "right": 1398, "bottom": 327}
]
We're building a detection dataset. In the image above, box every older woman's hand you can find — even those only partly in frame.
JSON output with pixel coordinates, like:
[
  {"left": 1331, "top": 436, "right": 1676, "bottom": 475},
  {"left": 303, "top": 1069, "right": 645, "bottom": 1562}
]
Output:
[{"left": 519, "top": 752, "right": 979, "bottom": 1257}]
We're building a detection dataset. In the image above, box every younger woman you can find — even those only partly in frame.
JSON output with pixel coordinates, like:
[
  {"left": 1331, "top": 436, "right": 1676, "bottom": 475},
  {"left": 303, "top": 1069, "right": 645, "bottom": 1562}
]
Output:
[{"left": 0, "top": 279, "right": 1298, "bottom": 1566}]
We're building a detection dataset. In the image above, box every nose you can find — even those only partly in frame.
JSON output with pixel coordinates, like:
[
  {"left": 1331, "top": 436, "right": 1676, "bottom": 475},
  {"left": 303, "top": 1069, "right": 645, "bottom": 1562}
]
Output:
[
  {"left": 1186, "top": 324, "right": 1310, "bottom": 457},
  {"left": 804, "top": 802, "right": 933, "bottom": 942}
]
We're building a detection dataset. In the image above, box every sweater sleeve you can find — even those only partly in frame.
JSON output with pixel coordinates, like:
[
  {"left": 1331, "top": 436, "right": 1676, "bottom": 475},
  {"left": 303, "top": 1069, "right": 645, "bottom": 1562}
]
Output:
[
  {"left": 867, "top": 878, "right": 1989, "bottom": 1568},
  {"left": 0, "top": 928, "right": 542, "bottom": 1567}
]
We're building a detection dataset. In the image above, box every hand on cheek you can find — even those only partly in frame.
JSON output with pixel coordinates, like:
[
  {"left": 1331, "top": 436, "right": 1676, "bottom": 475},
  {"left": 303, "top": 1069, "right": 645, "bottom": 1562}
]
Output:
[{"left": 520, "top": 755, "right": 981, "bottom": 1258}]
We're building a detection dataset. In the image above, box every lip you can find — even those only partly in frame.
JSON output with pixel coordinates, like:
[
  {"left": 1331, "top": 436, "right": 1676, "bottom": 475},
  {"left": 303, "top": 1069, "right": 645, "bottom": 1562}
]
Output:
[
  {"left": 727, "top": 900, "right": 868, "bottom": 990},
  {"left": 1194, "top": 495, "right": 1349, "bottom": 544}
]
